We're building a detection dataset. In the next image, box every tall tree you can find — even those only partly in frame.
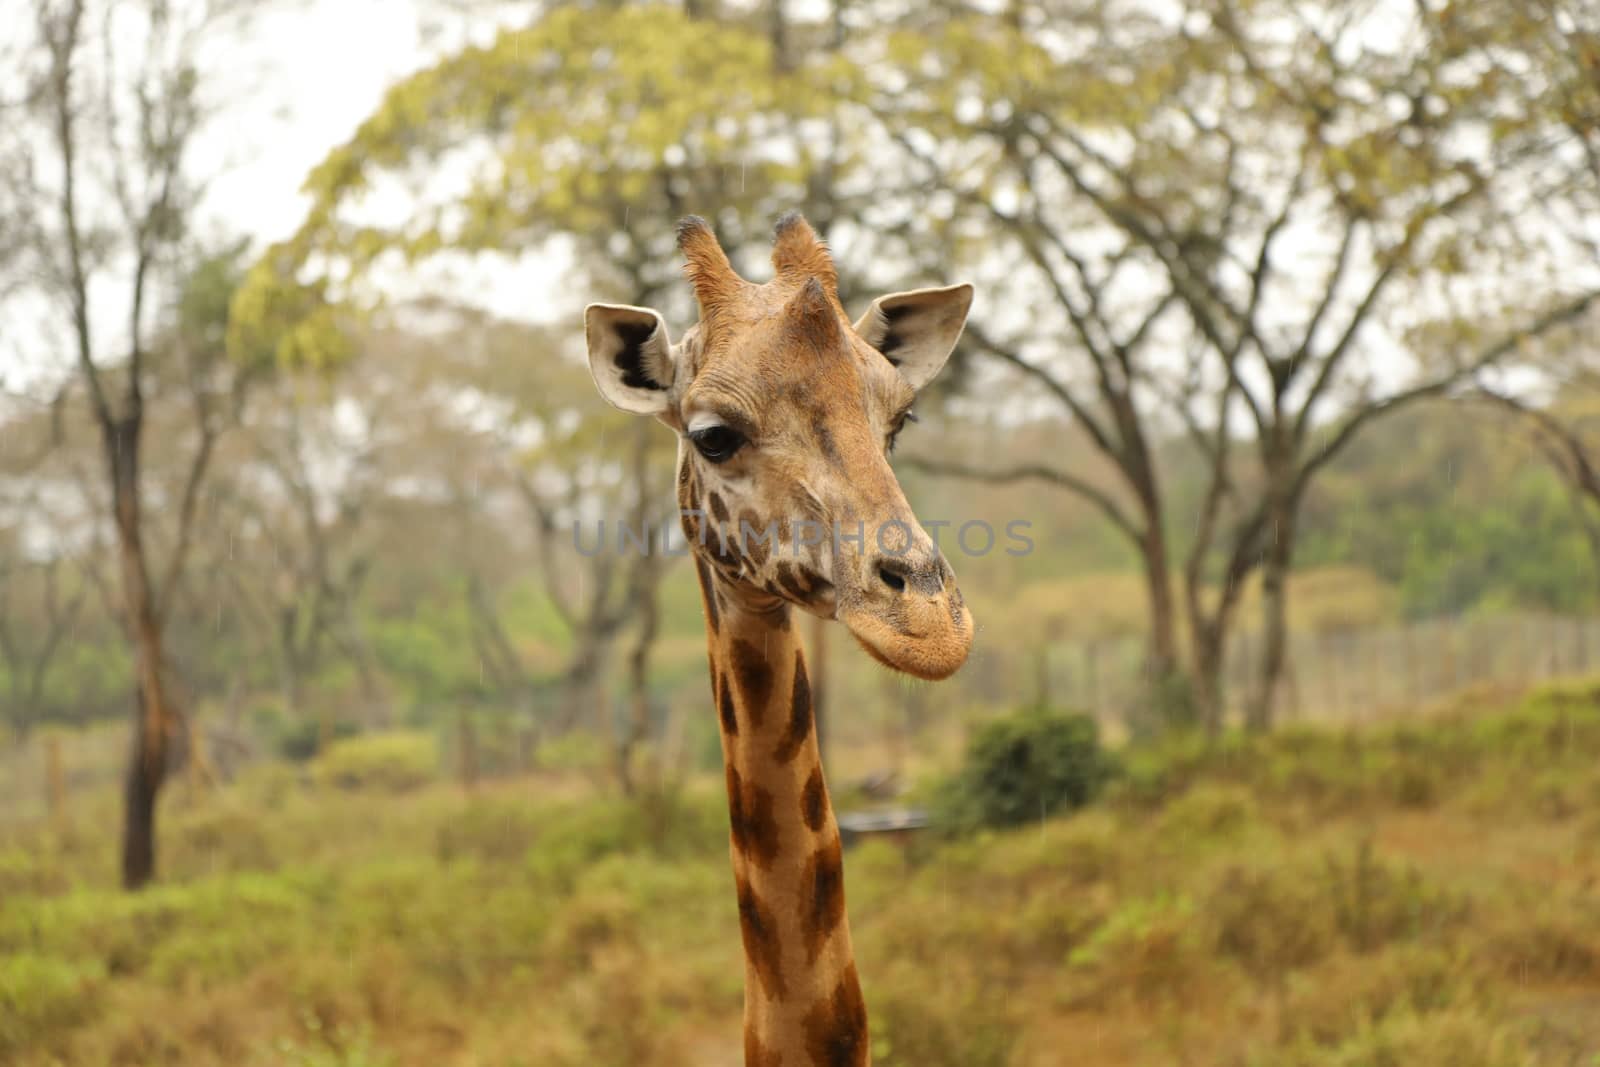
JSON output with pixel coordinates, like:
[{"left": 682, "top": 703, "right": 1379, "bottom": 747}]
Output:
[
  {"left": 1480, "top": 322, "right": 1600, "bottom": 603},
  {"left": 0, "top": 1, "right": 259, "bottom": 885},
  {"left": 226, "top": 5, "right": 848, "bottom": 772},
  {"left": 872, "top": 0, "right": 1600, "bottom": 731},
  {"left": 228, "top": 4, "right": 867, "bottom": 352}
]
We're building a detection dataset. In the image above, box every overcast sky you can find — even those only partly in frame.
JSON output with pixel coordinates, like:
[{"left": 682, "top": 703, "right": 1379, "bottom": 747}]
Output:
[
  {"left": 200, "top": 0, "right": 499, "bottom": 249},
  {"left": 0, "top": 0, "right": 548, "bottom": 390}
]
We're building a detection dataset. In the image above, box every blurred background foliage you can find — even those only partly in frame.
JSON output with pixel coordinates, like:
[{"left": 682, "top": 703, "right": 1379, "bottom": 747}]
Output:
[{"left": 3, "top": 0, "right": 1600, "bottom": 1062}]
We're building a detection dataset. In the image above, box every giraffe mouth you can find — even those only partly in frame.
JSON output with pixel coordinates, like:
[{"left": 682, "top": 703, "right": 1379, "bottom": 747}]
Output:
[{"left": 840, "top": 594, "right": 975, "bottom": 681}]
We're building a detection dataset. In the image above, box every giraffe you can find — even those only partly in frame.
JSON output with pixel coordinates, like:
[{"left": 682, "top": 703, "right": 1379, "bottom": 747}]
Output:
[{"left": 583, "top": 212, "right": 975, "bottom": 1066}]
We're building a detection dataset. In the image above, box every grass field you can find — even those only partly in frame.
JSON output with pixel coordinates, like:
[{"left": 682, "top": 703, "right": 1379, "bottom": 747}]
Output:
[{"left": 3, "top": 682, "right": 1600, "bottom": 1066}]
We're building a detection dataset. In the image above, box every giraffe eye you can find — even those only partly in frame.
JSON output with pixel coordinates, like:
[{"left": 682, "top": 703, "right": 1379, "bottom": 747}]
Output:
[
  {"left": 887, "top": 410, "right": 918, "bottom": 454},
  {"left": 690, "top": 425, "right": 746, "bottom": 464}
]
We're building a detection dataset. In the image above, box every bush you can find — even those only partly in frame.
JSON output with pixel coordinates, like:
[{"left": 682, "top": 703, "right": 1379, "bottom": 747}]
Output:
[
  {"left": 870, "top": 974, "right": 1017, "bottom": 1067},
  {"left": 522, "top": 788, "right": 724, "bottom": 892},
  {"left": 0, "top": 846, "right": 70, "bottom": 898},
  {"left": 1125, "top": 665, "right": 1199, "bottom": 739},
  {"left": 250, "top": 703, "right": 358, "bottom": 763},
  {"left": 276, "top": 717, "right": 360, "bottom": 763},
  {"left": 1322, "top": 840, "right": 1462, "bottom": 953},
  {"left": 1153, "top": 783, "right": 1258, "bottom": 843},
  {"left": 435, "top": 796, "right": 545, "bottom": 866},
  {"left": 1205, "top": 863, "right": 1334, "bottom": 981},
  {"left": 1275, "top": 945, "right": 1471, "bottom": 1048},
  {"left": 534, "top": 731, "right": 611, "bottom": 774},
  {"left": 165, "top": 806, "right": 278, "bottom": 879},
  {"left": 1267, "top": 1007, "right": 1536, "bottom": 1067},
  {"left": 936, "top": 707, "right": 1113, "bottom": 832},
  {"left": 0, "top": 953, "right": 104, "bottom": 1055},
  {"left": 313, "top": 732, "right": 437, "bottom": 792},
  {"left": 1064, "top": 893, "right": 1205, "bottom": 1008},
  {"left": 1471, "top": 890, "right": 1600, "bottom": 982}
]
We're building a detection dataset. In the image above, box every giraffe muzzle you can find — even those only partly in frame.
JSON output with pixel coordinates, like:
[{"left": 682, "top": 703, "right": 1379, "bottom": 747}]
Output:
[{"left": 840, "top": 544, "right": 973, "bottom": 680}]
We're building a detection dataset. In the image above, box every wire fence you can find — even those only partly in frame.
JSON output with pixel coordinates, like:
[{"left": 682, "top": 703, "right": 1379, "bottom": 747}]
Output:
[
  {"left": 7, "top": 613, "right": 1600, "bottom": 825},
  {"left": 1020, "top": 612, "right": 1600, "bottom": 731}
]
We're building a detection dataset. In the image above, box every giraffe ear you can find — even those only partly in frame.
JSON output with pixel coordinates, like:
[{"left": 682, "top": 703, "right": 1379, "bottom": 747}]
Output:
[
  {"left": 853, "top": 283, "right": 974, "bottom": 391},
  {"left": 584, "top": 303, "right": 675, "bottom": 415}
]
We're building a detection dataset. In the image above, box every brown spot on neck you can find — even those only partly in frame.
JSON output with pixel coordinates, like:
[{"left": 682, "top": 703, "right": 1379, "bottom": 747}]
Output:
[
  {"left": 729, "top": 638, "right": 775, "bottom": 727},
  {"left": 803, "top": 962, "right": 869, "bottom": 1067},
  {"left": 801, "top": 837, "right": 847, "bottom": 965},
  {"left": 726, "top": 765, "right": 781, "bottom": 868},
  {"left": 801, "top": 766, "right": 827, "bottom": 833},
  {"left": 719, "top": 674, "right": 739, "bottom": 736},
  {"left": 745, "top": 1029, "right": 782, "bottom": 1067},
  {"left": 773, "top": 651, "right": 814, "bottom": 764},
  {"left": 736, "top": 875, "right": 786, "bottom": 1002}
]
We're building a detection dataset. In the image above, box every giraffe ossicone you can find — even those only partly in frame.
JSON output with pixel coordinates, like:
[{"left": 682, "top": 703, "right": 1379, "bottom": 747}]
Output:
[{"left": 583, "top": 212, "right": 975, "bottom": 1066}]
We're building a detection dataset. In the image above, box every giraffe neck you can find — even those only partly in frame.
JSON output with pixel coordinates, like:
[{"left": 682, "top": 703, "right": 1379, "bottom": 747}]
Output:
[{"left": 695, "top": 557, "right": 869, "bottom": 1067}]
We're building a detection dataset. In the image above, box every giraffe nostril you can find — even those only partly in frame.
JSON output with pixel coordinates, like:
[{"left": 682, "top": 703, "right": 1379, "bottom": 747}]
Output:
[{"left": 877, "top": 564, "right": 907, "bottom": 593}]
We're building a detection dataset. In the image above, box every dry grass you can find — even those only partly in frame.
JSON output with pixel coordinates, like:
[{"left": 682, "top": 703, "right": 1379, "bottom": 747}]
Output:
[{"left": 3, "top": 681, "right": 1600, "bottom": 1065}]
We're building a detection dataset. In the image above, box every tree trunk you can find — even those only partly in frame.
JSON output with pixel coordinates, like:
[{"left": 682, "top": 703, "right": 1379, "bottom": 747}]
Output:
[
  {"left": 1192, "top": 622, "right": 1228, "bottom": 738},
  {"left": 1143, "top": 523, "right": 1180, "bottom": 674},
  {"left": 1139, "top": 522, "right": 1193, "bottom": 731},
  {"left": 104, "top": 416, "right": 180, "bottom": 890},
  {"left": 279, "top": 602, "right": 307, "bottom": 716},
  {"left": 615, "top": 606, "right": 659, "bottom": 795},
  {"left": 1124, "top": 444, "right": 1187, "bottom": 731},
  {"left": 1246, "top": 503, "right": 1295, "bottom": 733},
  {"left": 768, "top": 0, "right": 791, "bottom": 72},
  {"left": 557, "top": 638, "right": 605, "bottom": 734}
]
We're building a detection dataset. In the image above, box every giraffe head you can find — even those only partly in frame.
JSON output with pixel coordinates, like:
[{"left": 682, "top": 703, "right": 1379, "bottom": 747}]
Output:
[{"left": 584, "top": 213, "right": 975, "bottom": 680}]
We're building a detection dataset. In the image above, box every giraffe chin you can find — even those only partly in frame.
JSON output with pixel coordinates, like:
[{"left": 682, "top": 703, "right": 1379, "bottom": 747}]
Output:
[{"left": 840, "top": 601, "right": 975, "bottom": 681}]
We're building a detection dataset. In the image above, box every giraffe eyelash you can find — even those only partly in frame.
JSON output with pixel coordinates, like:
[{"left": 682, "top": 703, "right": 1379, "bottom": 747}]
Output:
[{"left": 887, "top": 410, "right": 917, "bottom": 454}]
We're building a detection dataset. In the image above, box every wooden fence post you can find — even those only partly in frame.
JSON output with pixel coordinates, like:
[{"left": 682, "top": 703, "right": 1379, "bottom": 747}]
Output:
[
  {"left": 1442, "top": 618, "right": 1458, "bottom": 696},
  {"left": 46, "top": 735, "right": 65, "bottom": 826},
  {"left": 1084, "top": 642, "right": 1101, "bottom": 721},
  {"left": 1320, "top": 632, "right": 1338, "bottom": 721},
  {"left": 1522, "top": 616, "right": 1538, "bottom": 683},
  {"left": 1368, "top": 629, "right": 1383, "bottom": 720},
  {"left": 1403, "top": 624, "right": 1417, "bottom": 707}
]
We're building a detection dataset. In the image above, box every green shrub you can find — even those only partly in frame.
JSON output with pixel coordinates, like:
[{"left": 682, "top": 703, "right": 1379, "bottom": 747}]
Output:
[
  {"left": 277, "top": 717, "right": 361, "bottom": 763},
  {"left": 0, "top": 845, "right": 70, "bottom": 898},
  {"left": 313, "top": 732, "right": 437, "bottom": 792},
  {"left": 983, "top": 810, "right": 1126, "bottom": 886},
  {"left": 1275, "top": 945, "right": 1471, "bottom": 1048},
  {"left": 435, "top": 796, "right": 545, "bottom": 866},
  {"left": 870, "top": 975, "right": 1017, "bottom": 1067},
  {"left": 0, "top": 953, "right": 104, "bottom": 1055},
  {"left": 1267, "top": 1006, "right": 1536, "bottom": 1067},
  {"left": 249, "top": 702, "right": 358, "bottom": 763},
  {"left": 1125, "top": 666, "right": 1200, "bottom": 740},
  {"left": 165, "top": 805, "right": 279, "bottom": 879},
  {"left": 936, "top": 707, "right": 1113, "bottom": 832},
  {"left": 1471, "top": 889, "right": 1600, "bottom": 982},
  {"left": 1102, "top": 730, "right": 1242, "bottom": 809},
  {"left": 1322, "top": 840, "right": 1462, "bottom": 953},
  {"left": 535, "top": 731, "right": 611, "bottom": 774},
  {"left": 1064, "top": 893, "right": 1205, "bottom": 1007},
  {"left": 522, "top": 788, "right": 723, "bottom": 892},
  {"left": 266, "top": 1024, "right": 396, "bottom": 1067},
  {"left": 1205, "top": 863, "right": 1335, "bottom": 981},
  {"left": 1153, "top": 783, "right": 1258, "bottom": 843}
]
